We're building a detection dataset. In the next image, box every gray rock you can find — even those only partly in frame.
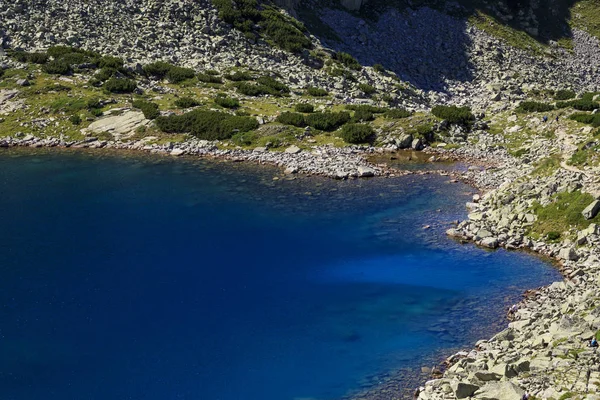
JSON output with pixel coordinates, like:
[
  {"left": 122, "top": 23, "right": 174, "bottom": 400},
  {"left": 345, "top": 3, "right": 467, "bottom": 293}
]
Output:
[
  {"left": 451, "top": 381, "right": 480, "bottom": 399},
  {"left": 558, "top": 246, "right": 579, "bottom": 261},
  {"left": 357, "top": 166, "right": 375, "bottom": 177},
  {"left": 474, "top": 371, "right": 501, "bottom": 382},
  {"left": 170, "top": 148, "right": 185, "bottom": 156},
  {"left": 480, "top": 237, "right": 499, "bottom": 249},
  {"left": 285, "top": 145, "right": 301, "bottom": 154},
  {"left": 474, "top": 382, "right": 524, "bottom": 400},
  {"left": 582, "top": 200, "right": 600, "bottom": 220},
  {"left": 412, "top": 138, "right": 424, "bottom": 151},
  {"left": 397, "top": 133, "right": 413, "bottom": 149}
]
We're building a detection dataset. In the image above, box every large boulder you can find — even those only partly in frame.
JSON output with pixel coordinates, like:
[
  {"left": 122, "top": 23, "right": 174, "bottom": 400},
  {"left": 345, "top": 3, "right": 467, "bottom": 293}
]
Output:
[
  {"left": 451, "top": 381, "right": 480, "bottom": 399},
  {"left": 475, "top": 382, "right": 524, "bottom": 400},
  {"left": 583, "top": 200, "right": 600, "bottom": 220},
  {"left": 397, "top": 133, "right": 413, "bottom": 149},
  {"left": 558, "top": 246, "right": 579, "bottom": 261}
]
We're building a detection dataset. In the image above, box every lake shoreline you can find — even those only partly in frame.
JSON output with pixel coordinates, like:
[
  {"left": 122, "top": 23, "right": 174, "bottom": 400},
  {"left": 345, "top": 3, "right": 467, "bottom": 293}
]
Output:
[{"left": 1, "top": 135, "right": 590, "bottom": 400}]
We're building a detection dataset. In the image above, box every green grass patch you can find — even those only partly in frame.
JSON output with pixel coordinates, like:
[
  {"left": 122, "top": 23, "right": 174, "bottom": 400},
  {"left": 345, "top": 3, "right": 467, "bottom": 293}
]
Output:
[
  {"left": 531, "top": 191, "right": 600, "bottom": 237},
  {"left": 339, "top": 123, "right": 374, "bottom": 144}
]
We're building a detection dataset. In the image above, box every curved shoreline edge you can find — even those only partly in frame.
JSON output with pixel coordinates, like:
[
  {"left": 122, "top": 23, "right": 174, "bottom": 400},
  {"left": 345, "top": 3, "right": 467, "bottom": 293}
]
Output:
[{"left": 2, "top": 136, "right": 594, "bottom": 400}]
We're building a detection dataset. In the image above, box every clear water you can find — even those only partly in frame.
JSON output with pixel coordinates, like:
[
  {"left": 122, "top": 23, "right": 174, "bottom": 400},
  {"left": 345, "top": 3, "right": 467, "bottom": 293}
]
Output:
[{"left": 0, "top": 150, "right": 560, "bottom": 400}]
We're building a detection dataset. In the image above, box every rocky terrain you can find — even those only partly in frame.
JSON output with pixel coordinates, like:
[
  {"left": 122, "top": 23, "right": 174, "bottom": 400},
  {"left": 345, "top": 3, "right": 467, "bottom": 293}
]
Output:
[{"left": 3, "top": 1, "right": 600, "bottom": 400}]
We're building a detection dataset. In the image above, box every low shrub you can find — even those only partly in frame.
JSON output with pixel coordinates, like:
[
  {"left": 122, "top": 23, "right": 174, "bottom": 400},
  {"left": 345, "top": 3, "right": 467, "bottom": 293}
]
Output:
[
  {"left": 339, "top": 123, "right": 374, "bottom": 144},
  {"left": 87, "top": 98, "right": 102, "bottom": 110},
  {"left": 276, "top": 112, "right": 306, "bottom": 127},
  {"left": 569, "top": 113, "right": 600, "bottom": 126},
  {"left": 352, "top": 108, "right": 374, "bottom": 122},
  {"left": 305, "top": 87, "right": 328, "bottom": 97},
  {"left": 257, "top": 76, "right": 290, "bottom": 93},
  {"left": 42, "top": 59, "right": 72, "bottom": 75},
  {"left": 174, "top": 97, "right": 201, "bottom": 109},
  {"left": 92, "top": 67, "right": 118, "bottom": 83},
  {"left": 90, "top": 108, "right": 104, "bottom": 117},
  {"left": 236, "top": 82, "right": 270, "bottom": 96},
  {"left": 166, "top": 66, "right": 196, "bottom": 84},
  {"left": 432, "top": 105, "right": 474, "bottom": 124},
  {"left": 143, "top": 61, "right": 175, "bottom": 79},
  {"left": 47, "top": 46, "right": 98, "bottom": 59},
  {"left": 546, "top": 231, "right": 561, "bottom": 241},
  {"left": 214, "top": 94, "right": 240, "bottom": 108},
  {"left": 23, "top": 52, "right": 49, "bottom": 64},
  {"left": 305, "top": 111, "right": 350, "bottom": 131},
  {"left": 554, "top": 89, "right": 576, "bottom": 101},
  {"left": 197, "top": 73, "right": 223, "bottom": 84},
  {"left": 358, "top": 83, "right": 376, "bottom": 95},
  {"left": 98, "top": 56, "right": 124, "bottom": 69},
  {"left": 517, "top": 101, "right": 554, "bottom": 113},
  {"left": 132, "top": 100, "right": 160, "bottom": 120},
  {"left": 0, "top": 68, "right": 5, "bottom": 79},
  {"left": 335, "top": 52, "right": 361, "bottom": 70},
  {"left": 570, "top": 99, "right": 599, "bottom": 111},
  {"left": 373, "top": 63, "right": 385, "bottom": 73},
  {"left": 103, "top": 77, "right": 137, "bottom": 93},
  {"left": 260, "top": 7, "right": 312, "bottom": 53},
  {"left": 294, "top": 103, "right": 314, "bottom": 113},
  {"left": 204, "top": 69, "right": 220, "bottom": 75},
  {"left": 225, "top": 71, "right": 253, "bottom": 81},
  {"left": 155, "top": 109, "right": 259, "bottom": 140},
  {"left": 60, "top": 52, "right": 91, "bottom": 66},
  {"left": 69, "top": 114, "right": 82, "bottom": 125},
  {"left": 385, "top": 108, "right": 411, "bottom": 119},
  {"left": 581, "top": 92, "right": 600, "bottom": 102}
]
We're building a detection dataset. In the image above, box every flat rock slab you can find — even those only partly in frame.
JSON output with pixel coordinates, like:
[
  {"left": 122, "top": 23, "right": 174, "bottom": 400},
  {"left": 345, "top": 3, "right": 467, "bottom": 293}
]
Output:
[
  {"left": 475, "top": 381, "right": 524, "bottom": 400},
  {"left": 583, "top": 200, "right": 600, "bottom": 220},
  {"left": 85, "top": 111, "right": 149, "bottom": 139}
]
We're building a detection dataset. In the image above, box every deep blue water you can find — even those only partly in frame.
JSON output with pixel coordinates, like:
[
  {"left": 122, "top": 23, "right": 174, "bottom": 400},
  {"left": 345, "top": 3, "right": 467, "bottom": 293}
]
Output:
[{"left": 0, "top": 150, "right": 560, "bottom": 400}]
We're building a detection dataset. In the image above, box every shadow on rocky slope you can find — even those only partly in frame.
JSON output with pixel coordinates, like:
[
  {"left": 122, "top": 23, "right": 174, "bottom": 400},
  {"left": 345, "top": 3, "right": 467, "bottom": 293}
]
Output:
[{"left": 301, "top": 0, "right": 579, "bottom": 92}]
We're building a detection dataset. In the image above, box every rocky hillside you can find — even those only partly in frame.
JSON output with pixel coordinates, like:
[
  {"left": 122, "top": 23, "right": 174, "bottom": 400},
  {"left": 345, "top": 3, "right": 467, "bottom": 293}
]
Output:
[{"left": 2, "top": 0, "right": 600, "bottom": 111}]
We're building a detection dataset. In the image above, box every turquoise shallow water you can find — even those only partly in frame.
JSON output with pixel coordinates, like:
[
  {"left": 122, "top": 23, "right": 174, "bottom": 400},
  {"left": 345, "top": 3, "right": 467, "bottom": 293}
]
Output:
[{"left": 0, "top": 150, "right": 560, "bottom": 400}]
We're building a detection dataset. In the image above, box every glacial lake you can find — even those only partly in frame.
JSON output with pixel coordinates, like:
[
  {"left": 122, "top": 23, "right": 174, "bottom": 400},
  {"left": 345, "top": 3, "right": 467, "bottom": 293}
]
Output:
[{"left": 0, "top": 149, "right": 560, "bottom": 400}]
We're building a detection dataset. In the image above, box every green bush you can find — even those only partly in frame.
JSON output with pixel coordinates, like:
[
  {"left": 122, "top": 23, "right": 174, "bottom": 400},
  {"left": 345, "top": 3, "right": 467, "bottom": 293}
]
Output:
[
  {"left": 197, "top": 73, "right": 223, "bottom": 84},
  {"left": 339, "top": 123, "right": 374, "bottom": 144},
  {"left": 69, "top": 114, "right": 82, "bottom": 125},
  {"left": 224, "top": 71, "right": 253, "bottom": 81},
  {"left": 294, "top": 103, "right": 314, "bottom": 113},
  {"left": 90, "top": 108, "right": 104, "bottom": 117},
  {"left": 260, "top": 7, "right": 311, "bottom": 53},
  {"left": 60, "top": 52, "right": 91, "bottom": 65},
  {"left": 305, "top": 87, "right": 328, "bottom": 97},
  {"left": 581, "top": 92, "right": 600, "bottom": 102},
  {"left": 516, "top": 101, "right": 555, "bottom": 113},
  {"left": 305, "top": 111, "right": 350, "bottom": 131},
  {"left": 87, "top": 98, "right": 102, "bottom": 110},
  {"left": 335, "top": 52, "right": 361, "bottom": 70},
  {"left": 385, "top": 108, "right": 411, "bottom": 119},
  {"left": 98, "top": 56, "right": 124, "bottom": 69},
  {"left": 569, "top": 113, "right": 600, "bottom": 126},
  {"left": 103, "top": 77, "right": 137, "bottom": 93},
  {"left": 155, "top": 109, "right": 258, "bottom": 140},
  {"left": 25, "top": 52, "right": 49, "bottom": 64},
  {"left": 143, "top": 61, "right": 175, "bottom": 79},
  {"left": 214, "top": 94, "right": 240, "bottom": 108},
  {"left": 42, "top": 59, "right": 72, "bottom": 75},
  {"left": 174, "top": 97, "right": 200, "bottom": 109},
  {"left": 0, "top": 68, "right": 5, "bottom": 79},
  {"left": 432, "top": 105, "right": 474, "bottom": 124},
  {"left": 47, "top": 46, "right": 98, "bottom": 59},
  {"left": 352, "top": 108, "right": 374, "bottom": 122},
  {"left": 132, "top": 100, "right": 160, "bottom": 120},
  {"left": 554, "top": 89, "right": 576, "bottom": 101},
  {"left": 92, "top": 67, "right": 118, "bottom": 84},
  {"left": 546, "top": 231, "right": 561, "bottom": 241},
  {"left": 570, "top": 99, "right": 599, "bottom": 111},
  {"left": 358, "top": 83, "right": 376, "bottom": 95},
  {"left": 204, "top": 69, "right": 220, "bottom": 75},
  {"left": 235, "top": 81, "right": 285, "bottom": 97},
  {"left": 276, "top": 112, "right": 306, "bottom": 127},
  {"left": 212, "top": 1, "right": 311, "bottom": 53},
  {"left": 373, "top": 63, "right": 385, "bottom": 73},
  {"left": 166, "top": 66, "right": 196, "bottom": 84},
  {"left": 257, "top": 76, "right": 290, "bottom": 94}
]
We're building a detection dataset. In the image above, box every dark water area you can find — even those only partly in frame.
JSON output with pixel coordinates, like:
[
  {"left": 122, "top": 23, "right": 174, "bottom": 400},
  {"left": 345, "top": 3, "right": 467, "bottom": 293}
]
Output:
[{"left": 0, "top": 149, "right": 560, "bottom": 400}]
